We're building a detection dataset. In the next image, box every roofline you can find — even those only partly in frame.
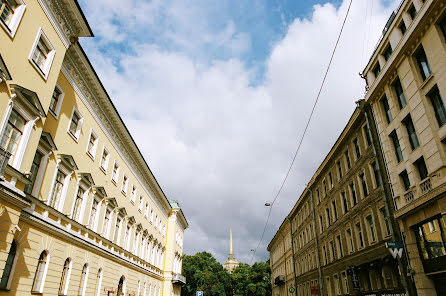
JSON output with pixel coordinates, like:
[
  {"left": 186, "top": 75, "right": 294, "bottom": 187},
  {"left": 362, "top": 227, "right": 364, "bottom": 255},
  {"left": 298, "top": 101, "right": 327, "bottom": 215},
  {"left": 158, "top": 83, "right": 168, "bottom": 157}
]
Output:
[
  {"left": 73, "top": 0, "right": 94, "bottom": 37},
  {"left": 76, "top": 43, "right": 172, "bottom": 212},
  {"left": 267, "top": 217, "right": 289, "bottom": 251}
]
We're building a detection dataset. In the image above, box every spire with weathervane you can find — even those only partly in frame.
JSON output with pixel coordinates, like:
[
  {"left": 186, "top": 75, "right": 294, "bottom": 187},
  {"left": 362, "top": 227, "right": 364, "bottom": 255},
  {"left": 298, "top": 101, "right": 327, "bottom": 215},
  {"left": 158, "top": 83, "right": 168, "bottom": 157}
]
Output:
[{"left": 224, "top": 227, "right": 239, "bottom": 273}]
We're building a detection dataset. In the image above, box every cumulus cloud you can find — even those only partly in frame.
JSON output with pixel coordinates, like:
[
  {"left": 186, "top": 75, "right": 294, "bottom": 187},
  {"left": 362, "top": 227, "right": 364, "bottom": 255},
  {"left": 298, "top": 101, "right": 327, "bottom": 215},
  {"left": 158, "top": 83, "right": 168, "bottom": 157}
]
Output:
[{"left": 79, "top": 0, "right": 398, "bottom": 263}]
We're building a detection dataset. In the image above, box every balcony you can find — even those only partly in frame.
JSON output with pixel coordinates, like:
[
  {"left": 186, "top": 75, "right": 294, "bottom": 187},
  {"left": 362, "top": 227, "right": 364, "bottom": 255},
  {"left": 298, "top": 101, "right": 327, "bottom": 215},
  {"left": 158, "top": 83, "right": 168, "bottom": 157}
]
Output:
[
  {"left": 420, "top": 178, "right": 432, "bottom": 194},
  {"left": 274, "top": 275, "right": 285, "bottom": 286},
  {"left": 0, "top": 147, "right": 11, "bottom": 178},
  {"left": 404, "top": 188, "right": 415, "bottom": 203},
  {"left": 172, "top": 273, "right": 186, "bottom": 285}
]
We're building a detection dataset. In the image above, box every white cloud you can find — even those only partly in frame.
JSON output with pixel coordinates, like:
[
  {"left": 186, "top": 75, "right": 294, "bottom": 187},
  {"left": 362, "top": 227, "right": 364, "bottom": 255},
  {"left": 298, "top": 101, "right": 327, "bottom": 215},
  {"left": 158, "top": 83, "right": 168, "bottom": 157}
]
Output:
[{"left": 80, "top": 0, "right": 398, "bottom": 263}]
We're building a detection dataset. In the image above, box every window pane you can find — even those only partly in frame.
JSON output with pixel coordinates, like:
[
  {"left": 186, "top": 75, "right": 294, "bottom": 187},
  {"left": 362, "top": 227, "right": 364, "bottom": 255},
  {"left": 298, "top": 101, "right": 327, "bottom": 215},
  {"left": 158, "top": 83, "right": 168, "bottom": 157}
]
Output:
[
  {"left": 429, "top": 87, "right": 446, "bottom": 127},
  {"left": 404, "top": 116, "right": 419, "bottom": 150},
  {"left": 393, "top": 78, "right": 406, "bottom": 109},
  {"left": 0, "top": 240, "right": 17, "bottom": 289},
  {"left": 415, "top": 46, "right": 432, "bottom": 80},
  {"left": 382, "top": 96, "right": 392, "bottom": 123}
]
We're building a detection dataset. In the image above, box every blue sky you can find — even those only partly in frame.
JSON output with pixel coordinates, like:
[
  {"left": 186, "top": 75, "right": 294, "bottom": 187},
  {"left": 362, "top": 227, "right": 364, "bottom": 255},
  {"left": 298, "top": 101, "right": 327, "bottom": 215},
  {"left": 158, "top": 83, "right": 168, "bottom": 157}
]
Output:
[{"left": 77, "top": 0, "right": 398, "bottom": 263}]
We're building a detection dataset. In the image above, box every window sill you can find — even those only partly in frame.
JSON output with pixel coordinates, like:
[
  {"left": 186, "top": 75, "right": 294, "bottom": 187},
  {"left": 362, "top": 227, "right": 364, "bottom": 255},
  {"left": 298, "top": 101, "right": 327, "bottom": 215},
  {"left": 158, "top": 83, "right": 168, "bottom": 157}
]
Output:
[
  {"left": 111, "top": 179, "right": 117, "bottom": 186},
  {"left": 29, "top": 59, "right": 49, "bottom": 81},
  {"left": 121, "top": 190, "right": 127, "bottom": 196},
  {"left": 130, "top": 200, "right": 135, "bottom": 205},
  {"left": 100, "top": 166, "right": 107, "bottom": 175},
  {"left": 420, "top": 73, "right": 434, "bottom": 90},
  {"left": 86, "top": 151, "right": 95, "bottom": 161},
  {"left": 0, "top": 19, "right": 15, "bottom": 39},
  {"left": 67, "top": 131, "right": 79, "bottom": 143},
  {"left": 31, "top": 291, "right": 43, "bottom": 295},
  {"left": 48, "top": 109, "right": 59, "bottom": 119}
]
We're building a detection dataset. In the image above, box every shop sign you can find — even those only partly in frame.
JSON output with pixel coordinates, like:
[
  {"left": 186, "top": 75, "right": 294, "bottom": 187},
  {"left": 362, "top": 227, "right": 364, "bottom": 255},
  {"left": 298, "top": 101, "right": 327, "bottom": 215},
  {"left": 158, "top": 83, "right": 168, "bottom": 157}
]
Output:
[
  {"left": 310, "top": 286, "right": 319, "bottom": 295},
  {"left": 386, "top": 241, "right": 404, "bottom": 258},
  {"left": 350, "top": 266, "right": 360, "bottom": 290}
]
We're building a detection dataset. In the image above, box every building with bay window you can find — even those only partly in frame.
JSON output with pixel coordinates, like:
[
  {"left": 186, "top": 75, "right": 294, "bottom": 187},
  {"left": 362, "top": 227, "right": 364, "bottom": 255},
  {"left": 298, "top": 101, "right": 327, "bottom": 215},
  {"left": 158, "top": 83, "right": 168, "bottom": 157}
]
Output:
[{"left": 0, "top": 0, "right": 187, "bottom": 295}]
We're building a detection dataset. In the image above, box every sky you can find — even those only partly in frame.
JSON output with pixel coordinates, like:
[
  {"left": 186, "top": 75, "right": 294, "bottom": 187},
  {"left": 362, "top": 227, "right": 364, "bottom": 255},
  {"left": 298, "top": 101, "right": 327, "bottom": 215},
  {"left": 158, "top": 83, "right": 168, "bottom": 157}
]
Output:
[{"left": 78, "top": 0, "right": 400, "bottom": 263}]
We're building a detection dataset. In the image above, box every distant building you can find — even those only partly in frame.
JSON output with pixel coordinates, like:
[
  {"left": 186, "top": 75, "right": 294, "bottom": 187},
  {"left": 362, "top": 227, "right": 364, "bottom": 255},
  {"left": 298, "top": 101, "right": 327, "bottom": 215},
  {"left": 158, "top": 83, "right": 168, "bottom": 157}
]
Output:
[{"left": 224, "top": 227, "right": 239, "bottom": 273}]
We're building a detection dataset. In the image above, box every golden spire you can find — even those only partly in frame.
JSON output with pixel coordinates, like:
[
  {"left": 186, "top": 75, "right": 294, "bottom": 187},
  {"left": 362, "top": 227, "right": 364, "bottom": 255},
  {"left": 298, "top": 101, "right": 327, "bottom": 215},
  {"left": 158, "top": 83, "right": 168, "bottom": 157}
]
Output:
[{"left": 229, "top": 227, "right": 233, "bottom": 256}]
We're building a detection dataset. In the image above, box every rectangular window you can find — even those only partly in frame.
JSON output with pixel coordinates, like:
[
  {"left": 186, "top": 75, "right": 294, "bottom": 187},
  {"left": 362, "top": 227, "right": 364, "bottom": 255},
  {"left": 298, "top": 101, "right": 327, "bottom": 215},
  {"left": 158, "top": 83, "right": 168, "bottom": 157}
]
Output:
[
  {"left": 414, "top": 157, "right": 428, "bottom": 180},
  {"left": 87, "top": 131, "right": 98, "bottom": 158},
  {"left": 345, "top": 150, "right": 351, "bottom": 170},
  {"left": 102, "top": 209, "right": 111, "bottom": 237},
  {"left": 440, "top": 14, "right": 446, "bottom": 40},
  {"left": 319, "top": 215, "right": 324, "bottom": 233},
  {"left": 372, "top": 161, "right": 381, "bottom": 188},
  {"left": 326, "top": 208, "right": 331, "bottom": 226},
  {"left": 379, "top": 208, "right": 391, "bottom": 236},
  {"left": 112, "top": 162, "right": 119, "bottom": 183},
  {"left": 366, "top": 215, "right": 377, "bottom": 242},
  {"left": 403, "top": 115, "right": 419, "bottom": 150},
  {"left": 139, "top": 195, "right": 144, "bottom": 211},
  {"left": 88, "top": 199, "right": 98, "bottom": 229},
  {"left": 323, "top": 179, "right": 327, "bottom": 194},
  {"left": 0, "top": 0, "right": 17, "bottom": 26},
  {"left": 400, "top": 170, "right": 411, "bottom": 191},
  {"left": 381, "top": 96, "right": 392, "bottom": 123},
  {"left": 24, "top": 150, "right": 43, "bottom": 194},
  {"left": 383, "top": 43, "right": 393, "bottom": 61},
  {"left": 49, "top": 170, "right": 65, "bottom": 209},
  {"left": 337, "top": 160, "right": 343, "bottom": 180},
  {"left": 32, "top": 38, "right": 49, "bottom": 71},
  {"left": 0, "top": 109, "right": 25, "bottom": 162},
  {"left": 373, "top": 63, "right": 381, "bottom": 78},
  {"left": 329, "top": 241, "right": 335, "bottom": 262},
  {"left": 336, "top": 235, "right": 343, "bottom": 258},
  {"left": 353, "top": 138, "right": 361, "bottom": 159},
  {"left": 121, "top": 175, "right": 128, "bottom": 194},
  {"left": 399, "top": 21, "right": 407, "bottom": 34},
  {"left": 356, "top": 222, "right": 364, "bottom": 248},
  {"left": 49, "top": 87, "right": 61, "bottom": 115},
  {"left": 68, "top": 109, "right": 83, "bottom": 139},
  {"left": 323, "top": 246, "right": 327, "bottom": 265},
  {"left": 113, "top": 217, "right": 121, "bottom": 244},
  {"left": 346, "top": 229, "right": 354, "bottom": 253},
  {"left": 415, "top": 45, "right": 432, "bottom": 80},
  {"left": 332, "top": 200, "right": 338, "bottom": 221},
  {"left": 342, "top": 271, "right": 349, "bottom": 294},
  {"left": 342, "top": 192, "right": 348, "bottom": 213},
  {"left": 100, "top": 148, "right": 109, "bottom": 172},
  {"left": 390, "top": 131, "right": 403, "bottom": 162},
  {"left": 408, "top": 4, "right": 417, "bottom": 20},
  {"left": 360, "top": 173, "right": 368, "bottom": 197},
  {"left": 131, "top": 185, "right": 137, "bottom": 203},
  {"left": 329, "top": 172, "right": 333, "bottom": 188},
  {"left": 428, "top": 86, "right": 446, "bottom": 127},
  {"left": 72, "top": 187, "right": 84, "bottom": 222},
  {"left": 393, "top": 77, "right": 407, "bottom": 109},
  {"left": 415, "top": 217, "right": 446, "bottom": 260},
  {"left": 350, "top": 183, "right": 357, "bottom": 206},
  {"left": 363, "top": 125, "right": 372, "bottom": 146}
]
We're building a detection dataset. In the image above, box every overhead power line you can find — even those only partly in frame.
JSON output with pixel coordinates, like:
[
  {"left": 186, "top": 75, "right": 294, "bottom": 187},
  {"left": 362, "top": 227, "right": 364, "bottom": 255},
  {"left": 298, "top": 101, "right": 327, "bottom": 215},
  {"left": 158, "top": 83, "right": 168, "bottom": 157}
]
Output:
[{"left": 250, "top": 0, "right": 355, "bottom": 264}]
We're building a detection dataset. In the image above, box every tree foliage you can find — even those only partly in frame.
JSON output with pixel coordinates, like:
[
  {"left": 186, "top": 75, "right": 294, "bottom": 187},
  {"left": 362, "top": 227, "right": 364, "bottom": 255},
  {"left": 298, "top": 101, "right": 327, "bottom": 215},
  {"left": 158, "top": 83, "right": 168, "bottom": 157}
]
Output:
[{"left": 181, "top": 252, "right": 271, "bottom": 296}]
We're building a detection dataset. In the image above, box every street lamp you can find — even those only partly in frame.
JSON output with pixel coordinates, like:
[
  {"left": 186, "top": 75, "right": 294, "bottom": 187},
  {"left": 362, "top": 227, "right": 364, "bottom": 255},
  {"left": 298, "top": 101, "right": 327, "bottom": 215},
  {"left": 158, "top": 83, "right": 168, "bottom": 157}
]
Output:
[{"left": 265, "top": 203, "right": 271, "bottom": 207}]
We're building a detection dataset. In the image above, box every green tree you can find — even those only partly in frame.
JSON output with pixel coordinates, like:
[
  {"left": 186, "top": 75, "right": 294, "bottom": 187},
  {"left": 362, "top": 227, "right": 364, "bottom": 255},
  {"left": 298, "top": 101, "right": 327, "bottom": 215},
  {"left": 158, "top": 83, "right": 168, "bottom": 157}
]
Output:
[{"left": 231, "top": 260, "right": 271, "bottom": 296}]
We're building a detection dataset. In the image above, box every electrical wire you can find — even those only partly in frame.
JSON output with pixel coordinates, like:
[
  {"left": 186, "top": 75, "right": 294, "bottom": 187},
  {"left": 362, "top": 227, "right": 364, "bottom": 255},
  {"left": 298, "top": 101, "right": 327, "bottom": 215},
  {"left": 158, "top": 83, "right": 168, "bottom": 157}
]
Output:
[{"left": 250, "top": 0, "right": 355, "bottom": 265}]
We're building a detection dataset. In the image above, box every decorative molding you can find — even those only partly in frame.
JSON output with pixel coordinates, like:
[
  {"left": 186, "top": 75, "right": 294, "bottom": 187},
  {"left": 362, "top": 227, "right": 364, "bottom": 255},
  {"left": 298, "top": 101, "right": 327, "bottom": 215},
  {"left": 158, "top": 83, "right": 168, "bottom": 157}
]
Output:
[{"left": 61, "top": 47, "right": 171, "bottom": 219}]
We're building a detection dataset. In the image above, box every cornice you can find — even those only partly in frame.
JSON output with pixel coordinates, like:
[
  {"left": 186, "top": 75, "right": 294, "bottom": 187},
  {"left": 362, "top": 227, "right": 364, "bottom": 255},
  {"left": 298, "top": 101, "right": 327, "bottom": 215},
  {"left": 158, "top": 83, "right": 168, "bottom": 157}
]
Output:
[
  {"left": 38, "top": 0, "right": 93, "bottom": 48},
  {"left": 61, "top": 46, "right": 172, "bottom": 219}
]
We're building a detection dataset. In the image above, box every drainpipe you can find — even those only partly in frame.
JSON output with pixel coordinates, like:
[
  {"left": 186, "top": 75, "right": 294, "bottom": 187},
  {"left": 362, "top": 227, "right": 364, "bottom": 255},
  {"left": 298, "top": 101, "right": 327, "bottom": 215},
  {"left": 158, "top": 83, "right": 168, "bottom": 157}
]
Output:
[
  {"left": 286, "top": 216, "right": 298, "bottom": 296},
  {"left": 356, "top": 100, "right": 412, "bottom": 296},
  {"left": 308, "top": 187, "right": 324, "bottom": 296}
]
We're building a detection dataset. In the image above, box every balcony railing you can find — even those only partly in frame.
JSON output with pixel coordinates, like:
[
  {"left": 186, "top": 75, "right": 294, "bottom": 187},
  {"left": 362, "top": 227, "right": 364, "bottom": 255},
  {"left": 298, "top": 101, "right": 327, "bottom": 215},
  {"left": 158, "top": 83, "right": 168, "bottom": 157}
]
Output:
[
  {"left": 420, "top": 178, "right": 432, "bottom": 194},
  {"left": 404, "top": 189, "right": 415, "bottom": 203},
  {"left": 0, "top": 147, "right": 11, "bottom": 178},
  {"left": 172, "top": 273, "right": 186, "bottom": 285},
  {"left": 274, "top": 275, "right": 285, "bottom": 286}
]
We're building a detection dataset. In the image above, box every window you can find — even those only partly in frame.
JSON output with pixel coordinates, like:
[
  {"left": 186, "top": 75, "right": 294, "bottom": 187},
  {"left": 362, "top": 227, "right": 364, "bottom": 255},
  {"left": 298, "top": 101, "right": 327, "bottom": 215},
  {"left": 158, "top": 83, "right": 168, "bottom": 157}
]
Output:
[
  {"left": 363, "top": 125, "right": 372, "bottom": 146},
  {"left": 326, "top": 208, "right": 331, "bottom": 226},
  {"left": 415, "top": 217, "right": 446, "bottom": 260},
  {"left": 381, "top": 96, "right": 392, "bottom": 123},
  {"left": 390, "top": 131, "right": 403, "bottom": 162},
  {"left": 329, "top": 241, "right": 335, "bottom": 262},
  {"left": 356, "top": 222, "right": 364, "bottom": 248},
  {"left": 336, "top": 235, "right": 343, "bottom": 258},
  {"left": 360, "top": 173, "right": 368, "bottom": 197},
  {"left": 428, "top": 86, "right": 446, "bottom": 127},
  {"left": 350, "top": 183, "right": 357, "bottom": 206},
  {"left": 353, "top": 138, "right": 361, "bottom": 159},
  {"left": 87, "top": 130, "right": 98, "bottom": 158},
  {"left": 0, "top": 109, "right": 26, "bottom": 163},
  {"left": 113, "top": 217, "right": 122, "bottom": 244},
  {"left": 323, "top": 179, "right": 327, "bottom": 194},
  {"left": 408, "top": 4, "right": 417, "bottom": 20},
  {"left": 24, "top": 150, "right": 43, "bottom": 194},
  {"left": 49, "top": 85, "right": 64, "bottom": 117},
  {"left": 322, "top": 245, "right": 327, "bottom": 265},
  {"left": 379, "top": 208, "right": 391, "bottom": 236},
  {"left": 58, "top": 258, "right": 71, "bottom": 295},
  {"left": 88, "top": 199, "right": 99, "bottom": 230},
  {"left": 440, "top": 14, "right": 446, "bottom": 40},
  {"left": 342, "top": 271, "right": 349, "bottom": 294},
  {"left": 342, "top": 192, "right": 348, "bottom": 213},
  {"left": 337, "top": 160, "right": 343, "bottom": 180},
  {"left": 112, "top": 161, "right": 119, "bottom": 183},
  {"left": 100, "top": 147, "right": 109, "bottom": 172},
  {"left": 345, "top": 150, "right": 351, "bottom": 170},
  {"left": 0, "top": 0, "right": 25, "bottom": 37},
  {"left": 68, "top": 108, "right": 83, "bottom": 140},
  {"left": 131, "top": 185, "right": 137, "bottom": 203},
  {"left": 29, "top": 29, "right": 56, "bottom": 79},
  {"left": 329, "top": 172, "right": 333, "bottom": 188},
  {"left": 373, "top": 63, "right": 381, "bottom": 78},
  {"left": 383, "top": 43, "right": 392, "bottom": 61},
  {"left": 400, "top": 170, "right": 411, "bottom": 191},
  {"left": 78, "top": 264, "right": 88, "bottom": 296},
  {"left": 399, "top": 21, "right": 407, "bottom": 34},
  {"left": 403, "top": 115, "right": 419, "bottom": 150},
  {"left": 332, "top": 200, "right": 338, "bottom": 221},
  {"left": 372, "top": 161, "right": 381, "bottom": 188},
  {"left": 414, "top": 45, "right": 432, "bottom": 80},
  {"left": 32, "top": 251, "right": 49, "bottom": 293},
  {"left": 366, "top": 215, "right": 377, "bottom": 242},
  {"left": 334, "top": 274, "right": 341, "bottom": 296},
  {"left": 95, "top": 269, "right": 103, "bottom": 296},
  {"left": 101, "top": 209, "right": 111, "bottom": 238},
  {"left": 150, "top": 209, "right": 154, "bottom": 223},
  {"left": 145, "top": 202, "right": 149, "bottom": 218},
  {"left": 414, "top": 157, "right": 428, "bottom": 180},
  {"left": 139, "top": 195, "right": 144, "bottom": 212},
  {"left": 319, "top": 215, "right": 324, "bottom": 233},
  {"left": 72, "top": 186, "right": 85, "bottom": 222},
  {"left": 49, "top": 170, "right": 66, "bottom": 210},
  {"left": 124, "top": 225, "right": 131, "bottom": 249},
  {"left": 393, "top": 77, "right": 406, "bottom": 109},
  {"left": 346, "top": 229, "right": 354, "bottom": 253},
  {"left": 0, "top": 240, "right": 17, "bottom": 289},
  {"left": 121, "top": 174, "right": 128, "bottom": 194}
]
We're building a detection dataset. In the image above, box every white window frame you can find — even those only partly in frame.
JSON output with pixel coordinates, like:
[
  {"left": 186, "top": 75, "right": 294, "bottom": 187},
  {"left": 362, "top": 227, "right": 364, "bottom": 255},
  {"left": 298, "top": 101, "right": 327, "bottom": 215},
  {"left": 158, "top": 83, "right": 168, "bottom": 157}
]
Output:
[
  {"left": 111, "top": 160, "right": 119, "bottom": 184},
  {"left": 28, "top": 146, "right": 51, "bottom": 197},
  {"left": 99, "top": 146, "right": 109, "bottom": 173},
  {"left": 86, "top": 129, "right": 98, "bottom": 159},
  {"left": 0, "top": 0, "right": 26, "bottom": 38},
  {"left": 121, "top": 174, "right": 128, "bottom": 195},
  {"left": 69, "top": 182, "right": 89, "bottom": 223},
  {"left": 28, "top": 28, "right": 56, "bottom": 80},
  {"left": 79, "top": 264, "right": 89, "bottom": 296},
  {"left": 67, "top": 106, "right": 83, "bottom": 141},
  {"left": 88, "top": 196, "right": 101, "bottom": 232},
  {"left": 95, "top": 268, "right": 103, "bottom": 296},
  {"left": 138, "top": 195, "right": 143, "bottom": 212},
  {"left": 32, "top": 251, "right": 50, "bottom": 293},
  {"left": 48, "top": 84, "right": 64, "bottom": 119},
  {"left": 47, "top": 164, "right": 72, "bottom": 212},
  {"left": 130, "top": 185, "right": 137, "bottom": 203},
  {"left": 59, "top": 258, "right": 72, "bottom": 296}
]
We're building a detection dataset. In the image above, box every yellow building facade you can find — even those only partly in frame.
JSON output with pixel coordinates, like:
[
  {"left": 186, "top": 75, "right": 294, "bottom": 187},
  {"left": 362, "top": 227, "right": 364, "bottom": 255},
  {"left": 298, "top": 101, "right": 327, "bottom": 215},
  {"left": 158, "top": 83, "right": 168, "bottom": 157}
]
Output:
[{"left": 0, "top": 1, "right": 187, "bottom": 296}]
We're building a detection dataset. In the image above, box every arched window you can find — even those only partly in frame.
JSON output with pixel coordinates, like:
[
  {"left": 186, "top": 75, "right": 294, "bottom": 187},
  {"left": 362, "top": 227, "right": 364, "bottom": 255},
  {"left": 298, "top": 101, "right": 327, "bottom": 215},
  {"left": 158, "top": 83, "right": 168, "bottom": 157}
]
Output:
[
  {"left": 32, "top": 251, "right": 49, "bottom": 293},
  {"left": 58, "top": 258, "right": 71, "bottom": 295},
  {"left": 95, "top": 268, "right": 103, "bottom": 296},
  {"left": 78, "top": 263, "right": 89, "bottom": 296},
  {"left": 143, "top": 282, "right": 147, "bottom": 296},
  {"left": 117, "top": 276, "right": 125, "bottom": 296},
  {"left": 0, "top": 240, "right": 17, "bottom": 289}
]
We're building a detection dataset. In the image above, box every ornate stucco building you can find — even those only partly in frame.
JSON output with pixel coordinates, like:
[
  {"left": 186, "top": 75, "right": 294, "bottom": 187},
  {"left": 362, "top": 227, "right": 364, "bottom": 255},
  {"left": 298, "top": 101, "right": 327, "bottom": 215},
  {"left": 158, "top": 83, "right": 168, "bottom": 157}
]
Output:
[
  {"left": 0, "top": 1, "right": 187, "bottom": 295},
  {"left": 362, "top": 0, "right": 446, "bottom": 294},
  {"left": 223, "top": 228, "right": 239, "bottom": 273}
]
